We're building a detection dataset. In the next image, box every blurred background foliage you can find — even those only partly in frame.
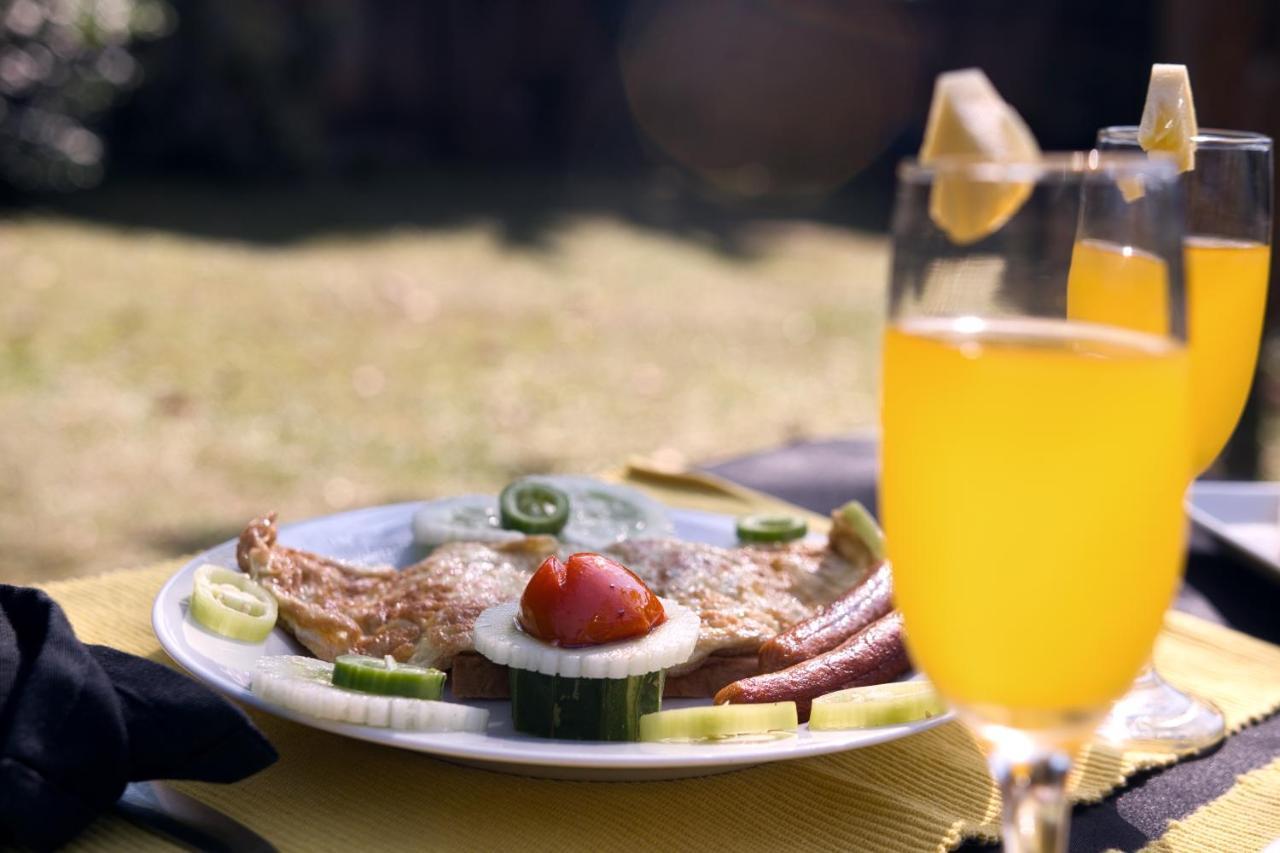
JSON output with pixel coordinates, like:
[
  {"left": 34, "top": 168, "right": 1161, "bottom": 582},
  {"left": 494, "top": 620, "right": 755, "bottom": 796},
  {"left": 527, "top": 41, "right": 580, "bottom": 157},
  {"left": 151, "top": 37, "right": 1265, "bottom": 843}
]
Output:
[
  {"left": 6, "top": 0, "right": 1164, "bottom": 195},
  {"left": 0, "top": 0, "right": 171, "bottom": 192}
]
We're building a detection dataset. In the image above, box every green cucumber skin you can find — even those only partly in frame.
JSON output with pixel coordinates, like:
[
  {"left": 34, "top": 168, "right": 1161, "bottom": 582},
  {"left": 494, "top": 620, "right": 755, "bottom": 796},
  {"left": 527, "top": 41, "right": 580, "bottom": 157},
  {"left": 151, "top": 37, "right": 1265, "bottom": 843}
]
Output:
[
  {"left": 510, "top": 669, "right": 664, "bottom": 741},
  {"left": 736, "top": 514, "right": 807, "bottom": 544},
  {"left": 499, "top": 481, "right": 570, "bottom": 535},
  {"left": 331, "top": 661, "right": 446, "bottom": 700}
]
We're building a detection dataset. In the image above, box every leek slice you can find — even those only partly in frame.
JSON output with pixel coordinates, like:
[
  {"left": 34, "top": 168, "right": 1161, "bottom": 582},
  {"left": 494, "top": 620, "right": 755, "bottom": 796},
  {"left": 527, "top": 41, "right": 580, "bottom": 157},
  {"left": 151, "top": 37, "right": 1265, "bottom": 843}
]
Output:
[{"left": 190, "top": 564, "right": 277, "bottom": 643}]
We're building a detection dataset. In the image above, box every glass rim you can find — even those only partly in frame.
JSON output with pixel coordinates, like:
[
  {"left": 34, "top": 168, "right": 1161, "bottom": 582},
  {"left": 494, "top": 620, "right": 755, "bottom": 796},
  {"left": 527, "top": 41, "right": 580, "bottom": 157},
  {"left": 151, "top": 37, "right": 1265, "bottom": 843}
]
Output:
[
  {"left": 1099, "top": 125, "right": 1273, "bottom": 150},
  {"left": 896, "top": 151, "right": 1178, "bottom": 183}
]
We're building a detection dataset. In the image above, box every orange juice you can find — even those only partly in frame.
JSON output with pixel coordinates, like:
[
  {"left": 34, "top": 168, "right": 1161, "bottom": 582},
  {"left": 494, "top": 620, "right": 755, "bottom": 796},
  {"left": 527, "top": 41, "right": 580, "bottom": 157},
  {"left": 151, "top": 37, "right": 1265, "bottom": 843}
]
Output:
[
  {"left": 1067, "top": 239, "right": 1170, "bottom": 336},
  {"left": 1185, "top": 238, "right": 1271, "bottom": 472},
  {"left": 881, "top": 318, "right": 1189, "bottom": 724},
  {"left": 1068, "top": 237, "right": 1270, "bottom": 473}
]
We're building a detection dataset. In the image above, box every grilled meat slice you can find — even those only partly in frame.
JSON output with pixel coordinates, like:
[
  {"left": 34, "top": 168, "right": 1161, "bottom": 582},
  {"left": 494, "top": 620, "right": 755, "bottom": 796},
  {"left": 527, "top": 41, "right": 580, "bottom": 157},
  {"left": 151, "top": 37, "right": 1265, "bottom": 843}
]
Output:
[
  {"left": 606, "top": 537, "right": 863, "bottom": 670},
  {"left": 237, "top": 508, "right": 871, "bottom": 681},
  {"left": 238, "top": 513, "right": 556, "bottom": 667}
]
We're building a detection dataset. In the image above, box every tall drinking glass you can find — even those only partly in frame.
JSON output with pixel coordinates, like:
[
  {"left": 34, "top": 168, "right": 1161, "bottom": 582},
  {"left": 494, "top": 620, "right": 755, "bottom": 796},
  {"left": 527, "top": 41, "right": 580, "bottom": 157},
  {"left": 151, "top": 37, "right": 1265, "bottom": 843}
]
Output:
[
  {"left": 882, "top": 153, "right": 1190, "bottom": 852},
  {"left": 1088, "top": 128, "right": 1273, "bottom": 753}
]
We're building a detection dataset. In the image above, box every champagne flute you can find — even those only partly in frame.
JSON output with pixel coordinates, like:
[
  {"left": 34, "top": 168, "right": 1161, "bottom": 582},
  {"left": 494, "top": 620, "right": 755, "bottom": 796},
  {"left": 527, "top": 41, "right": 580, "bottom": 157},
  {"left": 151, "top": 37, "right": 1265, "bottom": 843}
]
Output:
[
  {"left": 1088, "top": 127, "right": 1272, "bottom": 753},
  {"left": 882, "top": 152, "right": 1190, "bottom": 852}
]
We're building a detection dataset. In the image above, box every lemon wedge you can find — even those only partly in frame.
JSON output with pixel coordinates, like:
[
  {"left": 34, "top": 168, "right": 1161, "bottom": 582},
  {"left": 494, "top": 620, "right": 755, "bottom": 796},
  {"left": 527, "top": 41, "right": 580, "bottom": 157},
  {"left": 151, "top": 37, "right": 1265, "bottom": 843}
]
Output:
[
  {"left": 920, "top": 68, "right": 1040, "bottom": 244},
  {"left": 1137, "top": 63, "right": 1198, "bottom": 172}
]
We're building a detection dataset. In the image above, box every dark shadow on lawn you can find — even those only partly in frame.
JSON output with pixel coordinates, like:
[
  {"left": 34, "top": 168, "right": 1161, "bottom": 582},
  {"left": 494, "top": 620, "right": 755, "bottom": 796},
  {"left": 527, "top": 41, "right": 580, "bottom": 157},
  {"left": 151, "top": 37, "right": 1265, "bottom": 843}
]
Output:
[{"left": 3, "top": 139, "right": 904, "bottom": 257}]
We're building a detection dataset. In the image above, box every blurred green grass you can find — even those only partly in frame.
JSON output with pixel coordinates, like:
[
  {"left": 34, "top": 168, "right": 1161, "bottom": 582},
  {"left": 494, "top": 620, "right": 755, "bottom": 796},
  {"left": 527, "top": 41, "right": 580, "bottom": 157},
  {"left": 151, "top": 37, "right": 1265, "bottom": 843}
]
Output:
[{"left": 0, "top": 178, "right": 888, "bottom": 582}]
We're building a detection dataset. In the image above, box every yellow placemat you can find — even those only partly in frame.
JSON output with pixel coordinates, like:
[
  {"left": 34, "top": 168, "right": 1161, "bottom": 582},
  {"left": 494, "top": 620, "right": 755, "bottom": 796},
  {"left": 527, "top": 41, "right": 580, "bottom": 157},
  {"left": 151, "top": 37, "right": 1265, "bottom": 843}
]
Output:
[
  {"left": 35, "top": 471, "right": 1280, "bottom": 853},
  {"left": 1139, "top": 755, "right": 1280, "bottom": 853}
]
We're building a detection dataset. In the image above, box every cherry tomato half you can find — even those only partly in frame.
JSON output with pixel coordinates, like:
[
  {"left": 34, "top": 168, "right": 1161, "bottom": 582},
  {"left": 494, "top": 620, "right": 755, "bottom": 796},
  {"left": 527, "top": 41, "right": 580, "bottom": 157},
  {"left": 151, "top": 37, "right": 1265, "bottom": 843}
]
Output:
[{"left": 517, "top": 552, "right": 666, "bottom": 647}]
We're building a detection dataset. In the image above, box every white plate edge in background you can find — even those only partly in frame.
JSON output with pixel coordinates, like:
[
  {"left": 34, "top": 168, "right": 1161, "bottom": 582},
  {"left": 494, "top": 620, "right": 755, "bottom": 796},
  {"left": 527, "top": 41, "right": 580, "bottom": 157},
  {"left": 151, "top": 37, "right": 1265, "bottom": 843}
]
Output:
[{"left": 1187, "top": 480, "right": 1280, "bottom": 585}]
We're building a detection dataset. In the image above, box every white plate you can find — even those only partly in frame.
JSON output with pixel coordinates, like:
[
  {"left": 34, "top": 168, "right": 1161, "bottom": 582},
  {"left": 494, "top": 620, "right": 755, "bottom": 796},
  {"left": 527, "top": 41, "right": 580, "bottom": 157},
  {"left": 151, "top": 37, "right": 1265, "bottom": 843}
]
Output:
[
  {"left": 153, "top": 501, "right": 948, "bottom": 781},
  {"left": 1188, "top": 480, "right": 1280, "bottom": 585}
]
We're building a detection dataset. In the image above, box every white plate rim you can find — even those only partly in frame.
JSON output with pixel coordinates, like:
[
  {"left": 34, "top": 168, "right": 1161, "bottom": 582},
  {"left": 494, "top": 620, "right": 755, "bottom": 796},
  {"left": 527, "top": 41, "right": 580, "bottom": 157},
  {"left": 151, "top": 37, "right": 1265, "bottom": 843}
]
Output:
[
  {"left": 1187, "top": 480, "right": 1280, "bottom": 585},
  {"left": 152, "top": 500, "right": 949, "bottom": 775}
]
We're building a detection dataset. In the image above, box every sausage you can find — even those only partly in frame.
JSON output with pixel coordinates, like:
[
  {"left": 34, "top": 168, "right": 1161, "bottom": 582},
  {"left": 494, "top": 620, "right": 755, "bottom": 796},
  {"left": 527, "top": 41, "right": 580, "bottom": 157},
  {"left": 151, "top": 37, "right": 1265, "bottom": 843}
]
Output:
[
  {"left": 715, "top": 612, "right": 909, "bottom": 721},
  {"left": 757, "top": 562, "right": 894, "bottom": 674}
]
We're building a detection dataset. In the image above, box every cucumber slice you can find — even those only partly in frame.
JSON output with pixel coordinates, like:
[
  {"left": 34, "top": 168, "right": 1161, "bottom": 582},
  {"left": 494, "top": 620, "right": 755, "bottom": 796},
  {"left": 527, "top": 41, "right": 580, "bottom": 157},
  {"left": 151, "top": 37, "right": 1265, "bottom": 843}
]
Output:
[
  {"left": 190, "top": 564, "right": 278, "bottom": 643},
  {"left": 332, "top": 655, "right": 446, "bottom": 700},
  {"left": 639, "top": 702, "right": 798, "bottom": 743},
  {"left": 251, "top": 656, "right": 488, "bottom": 733},
  {"left": 534, "top": 476, "right": 674, "bottom": 549},
  {"left": 736, "top": 513, "right": 808, "bottom": 544},
  {"left": 510, "top": 669, "right": 663, "bottom": 741},
  {"left": 472, "top": 598, "right": 700, "bottom": 678},
  {"left": 808, "top": 680, "right": 946, "bottom": 731},
  {"left": 837, "top": 500, "right": 885, "bottom": 561},
  {"left": 499, "top": 480, "right": 571, "bottom": 535},
  {"left": 411, "top": 495, "right": 525, "bottom": 547},
  {"left": 411, "top": 477, "right": 671, "bottom": 548}
]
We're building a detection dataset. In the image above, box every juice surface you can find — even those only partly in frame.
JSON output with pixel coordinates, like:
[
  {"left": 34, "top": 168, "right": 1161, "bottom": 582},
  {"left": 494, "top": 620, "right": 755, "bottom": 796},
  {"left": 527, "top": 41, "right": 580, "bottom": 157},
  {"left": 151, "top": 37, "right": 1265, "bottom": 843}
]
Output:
[{"left": 881, "top": 318, "right": 1189, "bottom": 720}]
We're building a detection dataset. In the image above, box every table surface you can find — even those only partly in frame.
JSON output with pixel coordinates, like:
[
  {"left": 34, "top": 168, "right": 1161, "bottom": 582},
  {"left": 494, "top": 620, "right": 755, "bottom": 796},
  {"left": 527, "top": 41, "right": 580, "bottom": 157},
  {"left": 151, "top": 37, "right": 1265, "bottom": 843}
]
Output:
[{"left": 705, "top": 436, "right": 1280, "bottom": 853}]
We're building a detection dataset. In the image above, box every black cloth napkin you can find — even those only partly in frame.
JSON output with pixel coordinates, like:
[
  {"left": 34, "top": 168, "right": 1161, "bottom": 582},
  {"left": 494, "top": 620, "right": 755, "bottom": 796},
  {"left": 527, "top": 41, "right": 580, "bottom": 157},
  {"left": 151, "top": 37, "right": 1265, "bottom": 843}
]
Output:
[{"left": 0, "top": 585, "right": 277, "bottom": 850}]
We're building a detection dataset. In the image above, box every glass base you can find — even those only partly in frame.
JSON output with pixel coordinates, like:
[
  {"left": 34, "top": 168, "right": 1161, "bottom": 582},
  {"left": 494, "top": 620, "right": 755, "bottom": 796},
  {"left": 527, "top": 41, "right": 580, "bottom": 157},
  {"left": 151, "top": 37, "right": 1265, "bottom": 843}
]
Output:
[{"left": 1097, "top": 665, "right": 1226, "bottom": 755}]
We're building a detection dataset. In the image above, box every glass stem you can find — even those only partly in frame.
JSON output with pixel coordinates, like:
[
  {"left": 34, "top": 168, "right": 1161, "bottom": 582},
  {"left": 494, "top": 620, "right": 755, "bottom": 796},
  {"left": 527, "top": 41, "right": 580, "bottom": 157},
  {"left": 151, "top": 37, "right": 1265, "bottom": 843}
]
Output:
[
  {"left": 1131, "top": 661, "right": 1158, "bottom": 690},
  {"left": 989, "top": 745, "right": 1072, "bottom": 853}
]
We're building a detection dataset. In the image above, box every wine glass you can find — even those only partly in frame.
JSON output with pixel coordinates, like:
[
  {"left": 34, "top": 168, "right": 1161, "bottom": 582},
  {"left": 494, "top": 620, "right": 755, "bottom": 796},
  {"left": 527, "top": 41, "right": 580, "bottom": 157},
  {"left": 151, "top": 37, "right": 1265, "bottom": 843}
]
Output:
[
  {"left": 1092, "top": 127, "right": 1272, "bottom": 754},
  {"left": 882, "top": 152, "right": 1190, "bottom": 852}
]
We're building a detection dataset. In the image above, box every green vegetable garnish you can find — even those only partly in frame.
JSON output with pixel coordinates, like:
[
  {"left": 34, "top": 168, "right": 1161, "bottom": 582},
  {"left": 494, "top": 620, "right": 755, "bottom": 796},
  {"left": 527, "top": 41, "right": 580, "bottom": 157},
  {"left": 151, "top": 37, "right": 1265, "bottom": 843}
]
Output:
[
  {"left": 510, "top": 669, "right": 664, "bottom": 741},
  {"left": 253, "top": 656, "right": 488, "bottom": 732},
  {"left": 639, "top": 702, "right": 798, "bottom": 743},
  {"left": 499, "top": 480, "right": 571, "bottom": 535},
  {"left": 736, "top": 513, "right": 808, "bottom": 544},
  {"left": 808, "top": 681, "right": 945, "bottom": 730},
  {"left": 332, "top": 655, "right": 446, "bottom": 700},
  {"left": 190, "top": 564, "right": 278, "bottom": 643},
  {"left": 837, "top": 500, "right": 885, "bottom": 561}
]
